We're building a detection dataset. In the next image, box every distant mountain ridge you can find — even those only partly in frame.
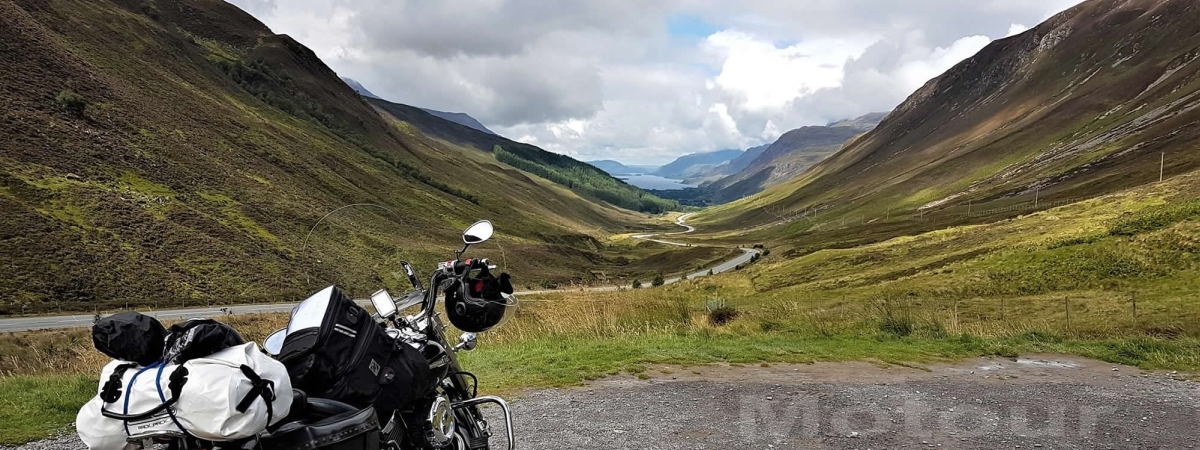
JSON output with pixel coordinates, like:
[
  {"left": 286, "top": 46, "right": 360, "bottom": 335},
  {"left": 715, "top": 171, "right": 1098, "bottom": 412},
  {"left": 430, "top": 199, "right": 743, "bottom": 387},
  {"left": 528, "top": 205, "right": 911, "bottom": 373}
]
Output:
[
  {"left": 704, "top": 112, "right": 885, "bottom": 202},
  {"left": 586, "top": 160, "right": 657, "bottom": 175},
  {"left": 340, "top": 76, "right": 381, "bottom": 99},
  {"left": 341, "top": 76, "right": 496, "bottom": 135},
  {"left": 653, "top": 149, "right": 744, "bottom": 179},
  {"left": 419, "top": 108, "right": 497, "bottom": 135}
]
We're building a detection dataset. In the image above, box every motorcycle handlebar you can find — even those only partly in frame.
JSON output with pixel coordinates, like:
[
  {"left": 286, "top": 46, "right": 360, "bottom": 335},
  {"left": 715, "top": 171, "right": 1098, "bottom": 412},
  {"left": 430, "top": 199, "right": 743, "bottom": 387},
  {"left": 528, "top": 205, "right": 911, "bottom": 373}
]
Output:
[{"left": 416, "top": 258, "right": 495, "bottom": 321}]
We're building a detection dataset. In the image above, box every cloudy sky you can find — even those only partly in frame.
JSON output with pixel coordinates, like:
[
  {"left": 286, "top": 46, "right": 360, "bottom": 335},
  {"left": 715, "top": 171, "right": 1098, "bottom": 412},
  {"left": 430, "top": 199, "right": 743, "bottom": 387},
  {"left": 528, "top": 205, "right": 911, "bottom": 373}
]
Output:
[{"left": 227, "top": 0, "right": 1083, "bottom": 165}]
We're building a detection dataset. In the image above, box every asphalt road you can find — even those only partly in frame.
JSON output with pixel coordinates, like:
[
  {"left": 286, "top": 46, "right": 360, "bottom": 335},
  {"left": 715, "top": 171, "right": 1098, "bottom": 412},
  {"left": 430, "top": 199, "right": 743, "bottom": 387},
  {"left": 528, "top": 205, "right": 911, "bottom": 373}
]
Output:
[{"left": 0, "top": 214, "right": 758, "bottom": 332}]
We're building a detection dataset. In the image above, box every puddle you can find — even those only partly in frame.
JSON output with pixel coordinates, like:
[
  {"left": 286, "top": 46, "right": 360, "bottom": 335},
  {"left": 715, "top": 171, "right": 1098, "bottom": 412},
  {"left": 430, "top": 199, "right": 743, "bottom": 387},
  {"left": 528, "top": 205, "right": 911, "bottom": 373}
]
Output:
[
  {"left": 977, "top": 359, "right": 1080, "bottom": 371},
  {"left": 1015, "top": 358, "right": 1080, "bottom": 368}
]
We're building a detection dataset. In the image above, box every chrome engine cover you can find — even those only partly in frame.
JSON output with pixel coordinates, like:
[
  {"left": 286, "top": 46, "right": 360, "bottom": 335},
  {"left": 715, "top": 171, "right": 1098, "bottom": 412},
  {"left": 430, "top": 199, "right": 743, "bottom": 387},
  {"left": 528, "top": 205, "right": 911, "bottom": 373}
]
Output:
[{"left": 425, "top": 395, "right": 457, "bottom": 448}]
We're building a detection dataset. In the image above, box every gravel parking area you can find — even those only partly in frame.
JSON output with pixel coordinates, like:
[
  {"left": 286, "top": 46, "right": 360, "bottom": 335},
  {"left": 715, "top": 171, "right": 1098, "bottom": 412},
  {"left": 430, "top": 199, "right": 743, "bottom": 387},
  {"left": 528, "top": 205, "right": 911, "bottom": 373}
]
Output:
[
  {"left": 10, "top": 355, "right": 1199, "bottom": 449},
  {"left": 512, "top": 355, "right": 1200, "bottom": 449}
]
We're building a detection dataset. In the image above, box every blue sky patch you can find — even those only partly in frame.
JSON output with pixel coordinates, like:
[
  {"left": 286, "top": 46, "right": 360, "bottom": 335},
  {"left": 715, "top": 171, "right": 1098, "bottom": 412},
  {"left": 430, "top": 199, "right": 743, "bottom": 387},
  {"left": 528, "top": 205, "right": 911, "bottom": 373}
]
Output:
[{"left": 667, "top": 14, "right": 721, "bottom": 39}]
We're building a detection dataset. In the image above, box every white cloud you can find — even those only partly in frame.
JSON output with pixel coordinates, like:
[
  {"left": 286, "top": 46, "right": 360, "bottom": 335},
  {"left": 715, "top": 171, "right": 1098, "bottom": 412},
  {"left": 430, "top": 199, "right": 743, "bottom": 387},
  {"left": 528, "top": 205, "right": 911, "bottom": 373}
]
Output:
[
  {"left": 895, "top": 34, "right": 993, "bottom": 90},
  {"left": 704, "top": 31, "right": 873, "bottom": 112},
  {"left": 224, "top": 0, "right": 1084, "bottom": 165},
  {"left": 1007, "top": 23, "right": 1030, "bottom": 37}
]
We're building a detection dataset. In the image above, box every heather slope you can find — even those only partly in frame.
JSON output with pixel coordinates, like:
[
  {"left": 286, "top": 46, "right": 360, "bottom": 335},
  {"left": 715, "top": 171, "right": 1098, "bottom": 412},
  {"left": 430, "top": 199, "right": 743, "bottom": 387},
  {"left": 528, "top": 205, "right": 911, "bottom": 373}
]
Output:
[
  {"left": 695, "top": 0, "right": 1200, "bottom": 236},
  {"left": 0, "top": 0, "right": 672, "bottom": 314}
]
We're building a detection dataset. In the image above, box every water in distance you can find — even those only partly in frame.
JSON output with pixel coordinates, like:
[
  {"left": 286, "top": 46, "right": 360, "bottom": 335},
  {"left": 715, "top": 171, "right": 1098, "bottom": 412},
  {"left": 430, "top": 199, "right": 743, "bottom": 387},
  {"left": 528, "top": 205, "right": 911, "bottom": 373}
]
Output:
[{"left": 617, "top": 174, "right": 693, "bottom": 190}]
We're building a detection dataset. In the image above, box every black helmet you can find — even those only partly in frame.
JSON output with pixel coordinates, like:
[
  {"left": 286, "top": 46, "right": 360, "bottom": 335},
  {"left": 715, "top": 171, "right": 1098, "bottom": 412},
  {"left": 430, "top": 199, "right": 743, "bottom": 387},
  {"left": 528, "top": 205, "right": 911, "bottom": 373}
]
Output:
[{"left": 444, "top": 266, "right": 515, "bottom": 333}]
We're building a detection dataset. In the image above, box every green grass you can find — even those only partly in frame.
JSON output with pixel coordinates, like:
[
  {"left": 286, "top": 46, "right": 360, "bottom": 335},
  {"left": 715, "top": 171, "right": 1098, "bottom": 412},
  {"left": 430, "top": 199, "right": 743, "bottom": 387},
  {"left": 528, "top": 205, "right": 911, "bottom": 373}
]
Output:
[
  {"left": 462, "top": 332, "right": 1200, "bottom": 394},
  {"left": 0, "top": 375, "right": 94, "bottom": 445}
]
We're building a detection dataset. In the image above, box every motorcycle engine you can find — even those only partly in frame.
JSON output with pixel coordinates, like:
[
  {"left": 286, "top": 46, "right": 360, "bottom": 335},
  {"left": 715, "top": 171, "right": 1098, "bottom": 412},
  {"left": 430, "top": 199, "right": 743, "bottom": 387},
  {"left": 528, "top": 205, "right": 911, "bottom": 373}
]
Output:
[{"left": 408, "top": 394, "right": 457, "bottom": 449}]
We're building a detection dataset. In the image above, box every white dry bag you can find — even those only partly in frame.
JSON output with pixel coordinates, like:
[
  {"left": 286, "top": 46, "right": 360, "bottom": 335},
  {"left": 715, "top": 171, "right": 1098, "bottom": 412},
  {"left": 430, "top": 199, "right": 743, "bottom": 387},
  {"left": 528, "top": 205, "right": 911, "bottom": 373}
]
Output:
[{"left": 77, "top": 343, "right": 292, "bottom": 449}]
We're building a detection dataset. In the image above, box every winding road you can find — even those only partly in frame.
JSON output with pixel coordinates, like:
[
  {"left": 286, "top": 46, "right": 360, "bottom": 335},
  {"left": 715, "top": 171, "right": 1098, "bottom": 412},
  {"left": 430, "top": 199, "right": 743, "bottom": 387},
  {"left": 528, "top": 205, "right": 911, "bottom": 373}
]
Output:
[
  {"left": 0, "top": 214, "right": 758, "bottom": 332},
  {"left": 638, "top": 213, "right": 760, "bottom": 284}
]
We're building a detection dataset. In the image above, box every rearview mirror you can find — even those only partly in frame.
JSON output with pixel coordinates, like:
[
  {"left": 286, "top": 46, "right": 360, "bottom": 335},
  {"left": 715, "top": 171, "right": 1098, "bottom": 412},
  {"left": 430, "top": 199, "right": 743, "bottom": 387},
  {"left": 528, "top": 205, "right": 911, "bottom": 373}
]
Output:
[
  {"left": 463, "top": 220, "right": 494, "bottom": 245},
  {"left": 371, "top": 289, "right": 397, "bottom": 319},
  {"left": 263, "top": 328, "right": 286, "bottom": 356}
]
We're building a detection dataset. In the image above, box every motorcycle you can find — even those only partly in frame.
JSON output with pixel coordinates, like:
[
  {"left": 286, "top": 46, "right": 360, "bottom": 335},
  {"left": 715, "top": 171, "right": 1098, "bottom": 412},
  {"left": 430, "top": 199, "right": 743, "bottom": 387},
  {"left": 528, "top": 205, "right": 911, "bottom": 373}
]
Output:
[
  {"left": 264, "top": 219, "right": 516, "bottom": 450},
  {"left": 118, "top": 220, "right": 515, "bottom": 450}
]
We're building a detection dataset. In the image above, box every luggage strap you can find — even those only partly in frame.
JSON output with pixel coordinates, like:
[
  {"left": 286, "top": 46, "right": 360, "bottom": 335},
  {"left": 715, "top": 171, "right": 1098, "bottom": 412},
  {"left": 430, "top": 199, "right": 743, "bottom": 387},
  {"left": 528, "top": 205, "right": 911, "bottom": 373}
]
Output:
[
  {"left": 99, "top": 363, "right": 138, "bottom": 403},
  {"left": 101, "top": 362, "right": 188, "bottom": 422},
  {"left": 155, "top": 362, "right": 193, "bottom": 437},
  {"left": 236, "top": 364, "right": 275, "bottom": 424}
]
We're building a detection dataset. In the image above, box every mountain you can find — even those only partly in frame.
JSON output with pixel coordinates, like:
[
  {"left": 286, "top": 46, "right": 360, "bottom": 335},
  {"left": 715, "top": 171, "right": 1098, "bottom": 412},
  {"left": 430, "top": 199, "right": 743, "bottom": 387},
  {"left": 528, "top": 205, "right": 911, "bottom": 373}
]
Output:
[
  {"left": 340, "top": 76, "right": 496, "bottom": 135},
  {"left": 340, "top": 76, "right": 380, "bottom": 99},
  {"left": 419, "top": 108, "right": 497, "bottom": 135},
  {"left": 681, "top": 144, "right": 769, "bottom": 185},
  {"left": 653, "top": 149, "right": 743, "bottom": 179},
  {"left": 0, "top": 0, "right": 672, "bottom": 314},
  {"left": 827, "top": 112, "right": 888, "bottom": 129},
  {"left": 696, "top": 0, "right": 1200, "bottom": 236},
  {"left": 365, "top": 97, "right": 675, "bottom": 213},
  {"left": 704, "top": 113, "right": 885, "bottom": 202},
  {"left": 586, "top": 160, "right": 658, "bottom": 175},
  {"left": 721, "top": 144, "right": 770, "bottom": 176}
]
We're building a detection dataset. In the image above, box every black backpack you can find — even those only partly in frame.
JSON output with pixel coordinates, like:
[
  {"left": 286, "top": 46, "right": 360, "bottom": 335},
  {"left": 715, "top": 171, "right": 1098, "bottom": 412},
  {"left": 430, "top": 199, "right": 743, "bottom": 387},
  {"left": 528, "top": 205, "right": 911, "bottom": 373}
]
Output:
[{"left": 278, "top": 286, "right": 435, "bottom": 421}]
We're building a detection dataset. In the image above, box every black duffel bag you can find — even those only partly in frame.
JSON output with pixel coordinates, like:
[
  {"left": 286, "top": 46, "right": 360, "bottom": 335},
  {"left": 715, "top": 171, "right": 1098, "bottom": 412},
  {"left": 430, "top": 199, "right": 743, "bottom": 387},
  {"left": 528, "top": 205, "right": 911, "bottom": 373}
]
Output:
[
  {"left": 92, "top": 312, "right": 166, "bottom": 366},
  {"left": 277, "top": 286, "right": 436, "bottom": 421}
]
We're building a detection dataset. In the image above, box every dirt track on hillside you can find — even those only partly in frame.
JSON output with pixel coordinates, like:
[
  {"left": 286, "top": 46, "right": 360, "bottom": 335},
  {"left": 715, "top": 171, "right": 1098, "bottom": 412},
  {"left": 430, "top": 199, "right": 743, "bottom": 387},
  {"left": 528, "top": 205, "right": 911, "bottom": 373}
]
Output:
[{"left": 11, "top": 355, "right": 1199, "bottom": 450}]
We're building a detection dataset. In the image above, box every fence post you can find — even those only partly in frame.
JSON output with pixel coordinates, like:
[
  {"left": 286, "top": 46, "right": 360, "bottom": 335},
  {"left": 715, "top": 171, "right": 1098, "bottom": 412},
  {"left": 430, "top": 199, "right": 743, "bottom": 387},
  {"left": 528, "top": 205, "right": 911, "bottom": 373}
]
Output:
[
  {"left": 1160, "top": 153, "right": 1165, "bottom": 182},
  {"left": 1034, "top": 188, "right": 1039, "bottom": 208},
  {"left": 1131, "top": 292, "right": 1138, "bottom": 328},
  {"left": 1064, "top": 297, "right": 1071, "bottom": 333}
]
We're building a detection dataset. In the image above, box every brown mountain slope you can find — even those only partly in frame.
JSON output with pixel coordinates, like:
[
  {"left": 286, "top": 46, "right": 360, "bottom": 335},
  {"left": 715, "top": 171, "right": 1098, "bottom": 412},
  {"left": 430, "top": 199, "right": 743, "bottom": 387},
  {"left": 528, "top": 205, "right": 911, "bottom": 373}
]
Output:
[
  {"left": 0, "top": 0, "right": 665, "bottom": 314},
  {"left": 706, "top": 113, "right": 885, "bottom": 203},
  {"left": 696, "top": 0, "right": 1200, "bottom": 235}
]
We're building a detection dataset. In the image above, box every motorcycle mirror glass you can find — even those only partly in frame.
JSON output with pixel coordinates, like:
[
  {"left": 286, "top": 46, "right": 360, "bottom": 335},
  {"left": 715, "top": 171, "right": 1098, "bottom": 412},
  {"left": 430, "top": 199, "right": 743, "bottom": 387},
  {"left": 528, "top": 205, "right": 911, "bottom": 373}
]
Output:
[
  {"left": 263, "top": 328, "right": 286, "bottom": 356},
  {"left": 371, "top": 289, "right": 397, "bottom": 318},
  {"left": 462, "top": 220, "right": 494, "bottom": 244}
]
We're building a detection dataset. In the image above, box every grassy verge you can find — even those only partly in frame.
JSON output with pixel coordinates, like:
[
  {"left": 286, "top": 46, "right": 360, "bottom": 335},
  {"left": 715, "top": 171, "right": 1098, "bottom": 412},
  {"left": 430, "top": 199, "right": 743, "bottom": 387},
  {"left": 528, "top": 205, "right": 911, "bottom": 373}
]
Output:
[
  {"left": 0, "top": 374, "right": 94, "bottom": 445},
  {"left": 464, "top": 332, "right": 1200, "bottom": 392}
]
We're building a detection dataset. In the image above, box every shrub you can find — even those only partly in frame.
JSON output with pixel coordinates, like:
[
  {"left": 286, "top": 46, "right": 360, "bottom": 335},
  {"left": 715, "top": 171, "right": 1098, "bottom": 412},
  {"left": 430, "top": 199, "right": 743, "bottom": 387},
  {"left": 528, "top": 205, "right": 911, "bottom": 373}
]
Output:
[
  {"left": 631, "top": 279, "right": 642, "bottom": 289},
  {"left": 538, "top": 279, "right": 558, "bottom": 289},
  {"left": 708, "top": 305, "right": 739, "bottom": 326},
  {"left": 651, "top": 273, "right": 665, "bottom": 287},
  {"left": 56, "top": 90, "right": 88, "bottom": 117},
  {"left": 870, "top": 295, "right": 914, "bottom": 337}
]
